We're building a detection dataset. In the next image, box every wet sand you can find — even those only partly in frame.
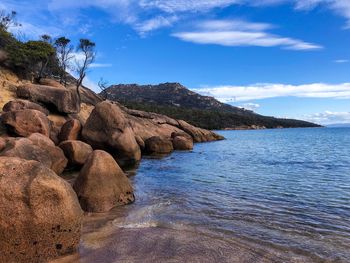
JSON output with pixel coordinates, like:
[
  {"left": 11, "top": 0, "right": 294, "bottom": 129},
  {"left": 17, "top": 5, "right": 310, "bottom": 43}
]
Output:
[{"left": 51, "top": 211, "right": 317, "bottom": 263}]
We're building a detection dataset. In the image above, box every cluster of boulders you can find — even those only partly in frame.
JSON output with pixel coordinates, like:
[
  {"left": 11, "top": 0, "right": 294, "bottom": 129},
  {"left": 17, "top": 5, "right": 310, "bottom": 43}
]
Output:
[{"left": 0, "top": 79, "right": 223, "bottom": 262}]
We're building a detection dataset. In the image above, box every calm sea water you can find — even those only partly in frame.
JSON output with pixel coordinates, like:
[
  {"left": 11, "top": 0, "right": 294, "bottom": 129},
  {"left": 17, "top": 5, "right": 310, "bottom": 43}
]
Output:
[
  {"left": 66, "top": 128, "right": 350, "bottom": 263},
  {"left": 114, "top": 128, "right": 350, "bottom": 262}
]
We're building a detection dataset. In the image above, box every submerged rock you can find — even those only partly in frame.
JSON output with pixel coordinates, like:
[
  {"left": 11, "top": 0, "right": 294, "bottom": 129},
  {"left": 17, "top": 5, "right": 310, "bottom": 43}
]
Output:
[
  {"left": 0, "top": 157, "right": 83, "bottom": 263},
  {"left": 144, "top": 136, "right": 174, "bottom": 154},
  {"left": 16, "top": 84, "right": 80, "bottom": 114},
  {"left": 73, "top": 150, "right": 135, "bottom": 213},
  {"left": 59, "top": 140, "right": 92, "bottom": 167},
  {"left": 2, "top": 109, "right": 50, "bottom": 137},
  {"left": 82, "top": 101, "right": 141, "bottom": 167}
]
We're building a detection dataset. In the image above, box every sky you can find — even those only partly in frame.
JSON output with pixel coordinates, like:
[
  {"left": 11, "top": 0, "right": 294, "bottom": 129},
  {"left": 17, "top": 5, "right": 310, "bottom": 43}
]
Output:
[{"left": 1, "top": 0, "right": 350, "bottom": 125}]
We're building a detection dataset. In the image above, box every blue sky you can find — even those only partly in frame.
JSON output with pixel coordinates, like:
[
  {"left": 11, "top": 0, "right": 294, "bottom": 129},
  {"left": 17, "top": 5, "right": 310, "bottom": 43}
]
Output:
[{"left": 2, "top": 0, "right": 350, "bottom": 124}]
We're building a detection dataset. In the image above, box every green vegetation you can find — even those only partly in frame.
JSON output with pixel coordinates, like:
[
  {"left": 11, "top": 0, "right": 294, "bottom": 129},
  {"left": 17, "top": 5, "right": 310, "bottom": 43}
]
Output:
[
  {"left": 0, "top": 10, "right": 96, "bottom": 89},
  {"left": 121, "top": 101, "right": 320, "bottom": 130}
]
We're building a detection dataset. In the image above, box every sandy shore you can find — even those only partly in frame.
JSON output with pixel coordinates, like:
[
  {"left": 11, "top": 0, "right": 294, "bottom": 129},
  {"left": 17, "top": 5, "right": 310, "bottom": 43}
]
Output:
[{"left": 50, "top": 210, "right": 317, "bottom": 263}]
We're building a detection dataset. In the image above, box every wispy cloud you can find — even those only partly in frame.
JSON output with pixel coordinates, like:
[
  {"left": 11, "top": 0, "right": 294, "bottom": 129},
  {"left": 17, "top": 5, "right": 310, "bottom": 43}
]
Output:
[
  {"left": 334, "top": 59, "right": 349, "bottom": 63},
  {"left": 90, "top": 63, "right": 113, "bottom": 68},
  {"left": 139, "top": 0, "right": 241, "bottom": 13},
  {"left": 8, "top": 21, "right": 62, "bottom": 40},
  {"left": 295, "top": 0, "right": 350, "bottom": 28},
  {"left": 303, "top": 111, "right": 350, "bottom": 125},
  {"left": 193, "top": 83, "right": 350, "bottom": 102},
  {"left": 134, "top": 15, "right": 178, "bottom": 36},
  {"left": 172, "top": 19, "right": 322, "bottom": 50}
]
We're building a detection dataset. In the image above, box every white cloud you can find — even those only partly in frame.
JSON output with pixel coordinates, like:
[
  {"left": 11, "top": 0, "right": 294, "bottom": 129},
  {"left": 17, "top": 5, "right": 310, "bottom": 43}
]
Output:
[
  {"left": 198, "top": 19, "right": 273, "bottom": 31},
  {"left": 295, "top": 0, "right": 350, "bottom": 27},
  {"left": 334, "top": 59, "right": 349, "bottom": 63},
  {"left": 303, "top": 111, "right": 350, "bottom": 125},
  {"left": 9, "top": 21, "right": 62, "bottom": 39},
  {"left": 172, "top": 19, "right": 322, "bottom": 50},
  {"left": 139, "top": 0, "right": 241, "bottom": 13},
  {"left": 134, "top": 15, "right": 178, "bottom": 35},
  {"left": 193, "top": 83, "right": 350, "bottom": 102},
  {"left": 90, "top": 63, "right": 113, "bottom": 68},
  {"left": 240, "top": 103, "right": 260, "bottom": 111}
]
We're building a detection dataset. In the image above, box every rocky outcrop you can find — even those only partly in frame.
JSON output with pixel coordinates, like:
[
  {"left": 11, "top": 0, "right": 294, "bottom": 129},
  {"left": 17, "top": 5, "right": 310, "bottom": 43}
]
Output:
[
  {"left": 0, "top": 157, "right": 83, "bottom": 263},
  {"left": 59, "top": 140, "right": 93, "bottom": 167},
  {"left": 178, "top": 120, "right": 223, "bottom": 142},
  {"left": 58, "top": 119, "right": 81, "bottom": 142},
  {"left": 0, "top": 137, "right": 67, "bottom": 175},
  {"left": 1, "top": 109, "right": 50, "bottom": 137},
  {"left": 2, "top": 99, "right": 49, "bottom": 115},
  {"left": 73, "top": 150, "right": 135, "bottom": 213},
  {"left": 16, "top": 84, "right": 80, "bottom": 114},
  {"left": 145, "top": 136, "right": 174, "bottom": 155},
  {"left": 82, "top": 101, "right": 141, "bottom": 167},
  {"left": 124, "top": 106, "right": 224, "bottom": 144}
]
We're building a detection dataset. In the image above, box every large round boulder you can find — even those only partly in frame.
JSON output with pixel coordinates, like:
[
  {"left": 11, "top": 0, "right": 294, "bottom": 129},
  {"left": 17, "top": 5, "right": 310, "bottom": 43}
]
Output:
[
  {"left": 1, "top": 109, "right": 50, "bottom": 137},
  {"left": 59, "top": 140, "right": 93, "bottom": 167},
  {"left": 0, "top": 157, "right": 83, "bottom": 263},
  {"left": 2, "top": 99, "right": 49, "bottom": 115},
  {"left": 144, "top": 136, "right": 174, "bottom": 154},
  {"left": 16, "top": 84, "right": 80, "bottom": 114},
  {"left": 172, "top": 135, "right": 194, "bottom": 151},
  {"left": 82, "top": 102, "right": 141, "bottom": 167},
  {"left": 73, "top": 150, "right": 135, "bottom": 213},
  {"left": 58, "top": 119, "right": 81, "bottom": 142},
  {"left": 0, "top": 137, "right": 67, "bottom": 175}
]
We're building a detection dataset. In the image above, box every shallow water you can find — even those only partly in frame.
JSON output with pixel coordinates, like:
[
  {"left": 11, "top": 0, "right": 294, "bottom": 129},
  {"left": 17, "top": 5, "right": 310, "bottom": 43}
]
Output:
[{"left": 55, "top": 128, "right": 350, "bottom": 262}]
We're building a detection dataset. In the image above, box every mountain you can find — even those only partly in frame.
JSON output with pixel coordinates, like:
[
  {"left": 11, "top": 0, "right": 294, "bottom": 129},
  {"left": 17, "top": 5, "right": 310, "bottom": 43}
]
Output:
[{"left": 102, "top": 83, "right": 321, "bottom": 130}]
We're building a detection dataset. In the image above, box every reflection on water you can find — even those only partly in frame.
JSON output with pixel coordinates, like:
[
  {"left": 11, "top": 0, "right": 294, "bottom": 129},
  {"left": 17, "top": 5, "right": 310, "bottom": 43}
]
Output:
[{"left": 54, "top": 128, "right": 350, "bottom": 262}]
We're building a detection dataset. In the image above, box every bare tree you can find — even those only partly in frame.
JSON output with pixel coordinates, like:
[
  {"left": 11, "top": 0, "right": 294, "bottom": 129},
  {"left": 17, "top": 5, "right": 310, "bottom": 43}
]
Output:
[
  {"left": 54, "top": 37, "right": 74, "bottom": 86},
  {"left": 75, "top": 38, "right": 96, "bottom": 104},
  {"left": 98, "top": 77, "right": 109, "bottom": 100},
  {"left": 0, "top": 10, "right": 21, "bottom": 31}
]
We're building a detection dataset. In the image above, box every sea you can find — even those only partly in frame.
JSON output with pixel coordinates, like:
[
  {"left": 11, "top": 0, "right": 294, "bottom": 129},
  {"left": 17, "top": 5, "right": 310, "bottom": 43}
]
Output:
[{"left": 55, "top": 128, "right": 350, "bottom": 263}]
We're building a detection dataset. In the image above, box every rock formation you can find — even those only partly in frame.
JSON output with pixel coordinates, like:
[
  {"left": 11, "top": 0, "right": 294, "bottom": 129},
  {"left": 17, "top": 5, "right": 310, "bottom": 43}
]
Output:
[
  {"left": 2, "top": 109, "right": 50, "bottom": 137},
  {"left": 82, "top": 101, "right": 141, "bottom": 167},
  {"left": 73, "top": 150, "right": 135, "bottom": 213},
  {"left": 16, "top": 84, "right": 80, "bottom": 114},
  {"left": 0, "top": 157, "right": 83, "bottom": 263},
  {"left": 0, "top": 70, "right": 224, "bottom": 262},
  {"left": 145, "top": 136, "right": 174, "bottom": 155},
  {"left": 59, "top": 140, "right": 93, "bottom": 167},
  {"left": 58, "top": 119, "right": 82, "bottom": 142},
  {"left": 3, "top": 99, "right": 49, "bottom": 115},
  {"left": 172, "top": 135, "right": 193, "bottom": 151},
  {"left": 0, "top": 137, "right": 67, "bottom": 175}
]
